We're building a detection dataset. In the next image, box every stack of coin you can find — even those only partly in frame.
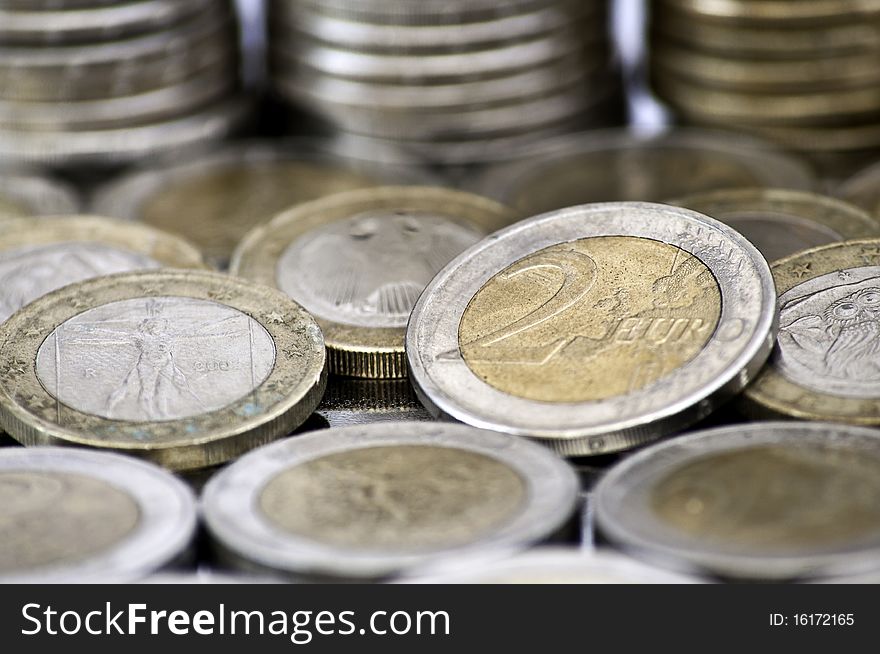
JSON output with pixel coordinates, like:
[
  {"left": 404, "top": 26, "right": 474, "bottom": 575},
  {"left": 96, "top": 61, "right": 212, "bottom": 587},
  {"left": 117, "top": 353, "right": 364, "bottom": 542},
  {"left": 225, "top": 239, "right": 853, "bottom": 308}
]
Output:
[
  {"left": 267, "top": 0, "right": 622, "bottom": 166},
  {"left": 0, "top": 0, "right": 246, "bottom": 167},
  {"left": 650, "top": 0, "right": 880, "bottom": 176}
]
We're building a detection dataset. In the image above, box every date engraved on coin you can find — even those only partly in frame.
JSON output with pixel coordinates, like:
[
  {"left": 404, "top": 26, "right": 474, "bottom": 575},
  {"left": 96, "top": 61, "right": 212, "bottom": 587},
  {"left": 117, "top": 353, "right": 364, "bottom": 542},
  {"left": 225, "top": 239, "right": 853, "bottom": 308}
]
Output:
[
  {"left": 776, "top": 266, "right": 880, "bottom": 398},
  {"left": 35, "top": 296, "right": 276, "bottom": 422},
  {"left": 277, "top": 211, "right": 482, "bottom": 329},
  {"left": 0, "top": 242, "right": 160, "bottom": 323},
  {"left": 0, "top": 471, "right": 139, "bottom": 573},
  {"left": 458, "top": 236, "right": 722, "bottom": 402},
  {"left": 259, "top": 445, "right": 526, "bottom": 551}
]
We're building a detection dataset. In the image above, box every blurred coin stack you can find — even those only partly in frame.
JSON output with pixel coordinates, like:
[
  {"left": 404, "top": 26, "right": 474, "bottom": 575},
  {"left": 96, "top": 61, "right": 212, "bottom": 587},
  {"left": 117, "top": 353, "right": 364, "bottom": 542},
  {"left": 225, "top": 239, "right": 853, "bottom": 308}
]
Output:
[
  {"left": 0, "top": 0, "right": 246, "bottom": 167},
  {"left": 267, "top": 0, "right": 622, "bottom": 166},
  {"left": 649, "top": 0, "right": 880, "bottom": 177}
]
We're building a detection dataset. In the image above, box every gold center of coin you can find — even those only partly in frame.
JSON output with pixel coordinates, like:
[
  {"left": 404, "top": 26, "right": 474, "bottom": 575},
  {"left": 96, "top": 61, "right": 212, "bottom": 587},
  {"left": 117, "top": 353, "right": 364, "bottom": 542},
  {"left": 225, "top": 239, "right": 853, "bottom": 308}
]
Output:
[
  {"left": 259, "top": 445, "right": 526, "bottom": 551},
  {"left": 0, "top": 471, "right": 140, "bottom": 573},
  {"left": 142, "top": 163, "right": 379, "bottom": 264},
  {"left": 651, "top": 445, "right": 880, "bottom": 552},
  {"left": 459, "top": 236, "right": 721, "bottom": 403}
]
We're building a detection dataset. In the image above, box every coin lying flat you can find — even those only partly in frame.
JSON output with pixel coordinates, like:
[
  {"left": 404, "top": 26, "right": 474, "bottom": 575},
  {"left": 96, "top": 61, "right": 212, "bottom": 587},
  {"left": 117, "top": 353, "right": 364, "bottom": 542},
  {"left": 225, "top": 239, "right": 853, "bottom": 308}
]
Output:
[
  {"left": 669, "top": 189, "right": 880, "bottom": 263},
  {"left": 839, "top": 160, "right": 880, "bottom": 217},
  {"left": 202, "top": 422, "right": 579, "bottom": 579},
  {"left": 742, "top": 240, "right": 880, "bottom": 424},
  {"left": 0, "top": 269, "right": 327, "bottom": 470},
  {"left": 595, "top": 422, "right": 880, "bottom": 580},
  {"left": 231, "top": 186, "right": 516, "bottom": 379},
  {"left": 0, "top": 215, "right": 205, "bottom": 323},
  {"left": 92, "top": 142, "right": 432, "bottom": 269},
  {"left": 475, "top": 129, "right": 814, "bottom": 217},
  {"left": 0, "top": 447, "right": 196, "bottom": 583},
  {"left": 403, "top": 548, "right": 699, "bottom": 584},
  {"left": 0, "top": 171, "right": 79, "bottom": 216},
  {"left": 407, "top": 202, "right": 776, "bottom": 455}
]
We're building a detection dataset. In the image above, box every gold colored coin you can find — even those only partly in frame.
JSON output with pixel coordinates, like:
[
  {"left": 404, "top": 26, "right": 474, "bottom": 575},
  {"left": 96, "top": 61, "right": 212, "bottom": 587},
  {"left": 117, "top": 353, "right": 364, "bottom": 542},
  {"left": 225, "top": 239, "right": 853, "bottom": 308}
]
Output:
[
  {"left": 459, "top": 236, "right": 722, "bottom": 403},
  {"left": 231, "top": 186, "right": 516, "bottom": 379},
  {"left": 744, "top": 239, "right": 880, "bottom": 424},
  {"left": 259, "top": 445, "right": 526, "bottom": 551}
]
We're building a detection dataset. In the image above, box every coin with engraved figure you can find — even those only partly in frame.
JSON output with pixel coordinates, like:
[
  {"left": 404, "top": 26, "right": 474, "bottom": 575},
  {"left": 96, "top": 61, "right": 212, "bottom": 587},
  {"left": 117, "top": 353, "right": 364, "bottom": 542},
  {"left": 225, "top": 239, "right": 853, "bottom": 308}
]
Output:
[
  {"left": 0, "top": 447, "right": 195, "bottom": 582},
  {"left": 231, "top": 186, "right": 516, "bottom": 379},
  {"left": 743, "top": 239, "right": 880, "bottom": 423},
  {"left": 0, "top": 270, "right": 327, "bottom": 470},
  {"left": 407, "top": 202, "right": 776, "bottom": 456},
  {"left": 202, "top": 422, "right": 579, "bottom": 579},
  {"left": 670, "top": 189, "right": 880, "bottom": 263},
  {"left": 595, "top": 422, "right": 880, "bottom": 580},
  {"left": 0, "top": 215, "right": 205, "bottom": 323}
]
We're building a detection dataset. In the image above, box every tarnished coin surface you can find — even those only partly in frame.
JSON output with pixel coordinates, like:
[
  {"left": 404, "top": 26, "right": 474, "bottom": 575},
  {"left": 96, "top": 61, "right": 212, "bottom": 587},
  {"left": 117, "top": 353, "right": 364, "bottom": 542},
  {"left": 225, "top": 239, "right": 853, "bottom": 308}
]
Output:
[
  {"left": 475, "top": 129, "right": 814, "bottom": 217},
  {"left": 202, "top": 422, "right": 579, "bottom": 579},
  {"left": 403, "top": 548, "right": 699, "bottom": 584},
  {"left": 0, "top": 270, "right": 327, "bottom": 470},
  {"left": 231, "top": 186, "right": 516, "bottom": 378},
  {"left": 0, "top": 215, "right": 205, "bottom": 323},
  {"left": 0, "top": 171, "right": 79, "bottom": 217},
  {"left": 407, "top": 202, "right": 776, "bottom": 455},
  {"left": 0, "top": 447, "right": 196, "bottom": 583},
  {"left": 670, "top": 189, "right": 880, "bottom": 263},
  {"left": 743, "top": 239, "right": 880, "bottom": 424},
  {"left": 595, "top": 422, "right": 880, "bottom": 580},
  {"left": 92, "top": 142, "right": 430, "bottom": 268}
]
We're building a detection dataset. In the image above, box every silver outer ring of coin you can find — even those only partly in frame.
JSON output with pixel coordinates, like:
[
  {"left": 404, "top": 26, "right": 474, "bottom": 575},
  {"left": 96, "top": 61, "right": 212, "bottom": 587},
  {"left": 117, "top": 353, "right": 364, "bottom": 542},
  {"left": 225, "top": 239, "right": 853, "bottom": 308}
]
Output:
[
  {"left": 406, "top": 201, "right": 777, "bottom": 455},
  {"left": 399, "top": 548, "right": 702, "bottom": 584},
  {"left": 474, "top": 128, "right": 816, "bottom": 203},
  {"left": 594, "top": 421, "right": 880, "bottom": 580},
  {"left": 0, "top": 97, "right": 249, "bottom": 166},
  {"left": 91, "top": 138, "right": 436, "bottom": 222},
  {"left": 201, "top": 422, "right": 580, "bottom": 579},
  {"left": 0, "top": 446, "right": 196, "bottom": 583},
  {"left": 0, "top": 171, "right": 79, "bottom": 215}
]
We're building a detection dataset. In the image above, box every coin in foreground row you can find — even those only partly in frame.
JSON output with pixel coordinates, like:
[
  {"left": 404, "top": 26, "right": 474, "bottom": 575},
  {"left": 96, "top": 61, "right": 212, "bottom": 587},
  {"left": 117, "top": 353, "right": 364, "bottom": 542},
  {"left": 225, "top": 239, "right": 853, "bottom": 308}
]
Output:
[
  {"left": 92, "top": 142, "right": 429, "bottom": 268},
  {"left": 0, "top": 447, "right": 196, "bottom": 583},
  {"left": 595, "top": 422, "right": 880, "bottom": 580},
  {"left": 0, "top": 171, "right": 79, "bottom": 217},
  {"left": 202, "top": 422, "right": 579, "bottom": 579},
  {"left": 743, "top": 239, "right": 880, "bottom": 423},
  {"left": 475, "top": 129, "right": 815, "bottom": 217},
  {"left": 0, "top": 270, "right": 327, "bottom": 470},
  {"left": 0, "top": 215, "right": 205, "bottom": 323},
  {"left": 403, "top": 549, "right": 698, "bottom": 584},
  {"left": 670, "top": 188, "right": 880, "bottom": 263},
  {"left": 232, "top": 186, "right": 516, "bottom": 379},
  {"left": 407, "top": 202, "right": 776, "bottom": 455}
]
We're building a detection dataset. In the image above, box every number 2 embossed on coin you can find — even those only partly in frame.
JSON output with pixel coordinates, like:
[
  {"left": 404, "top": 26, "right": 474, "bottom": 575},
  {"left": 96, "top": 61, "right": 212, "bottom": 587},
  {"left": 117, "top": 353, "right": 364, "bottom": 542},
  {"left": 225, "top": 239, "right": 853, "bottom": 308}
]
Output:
[
  {"left": 407, "top": 202, "right": 776, "bottom": 455},
  {"left": 0, "top": 270, "right": 327, "bottom": 470}
]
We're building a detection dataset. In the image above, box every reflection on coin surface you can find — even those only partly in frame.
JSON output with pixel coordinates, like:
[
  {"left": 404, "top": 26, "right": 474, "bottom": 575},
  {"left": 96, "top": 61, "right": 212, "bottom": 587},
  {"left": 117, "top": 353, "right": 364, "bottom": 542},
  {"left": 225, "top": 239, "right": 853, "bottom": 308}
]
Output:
[
  {"left": 403, "top": 548, "right": 699, "bottom": 584},
  {"left": 671, "top": 189, "right": 880, "bottom": 263},
  {"left": 202, "top": 422, "right": 578, "bottom": 579},
  {"left": 744, "top": 240, "right": 880, "bottom": 423},
  {"left": 92, "top": 144, "right": 426, "bottom": 268},
  {"left": 475, "top": 130, "right": 814, "bottom": 216},
  {"left": 0, "top": 447, "right": 195, "bottom": 582},
  {"left": 407, "top": 202, "right": 776, "bottom": 455},
  {"left": 0, "top": 216, "right": 205, "bottom": 323},
  {"left": 232, "top": 186, "right": 515, "bottom": 378},
  {"left": 0, "top": 270, "right": 327, "bottom": 470},
  {"left": 595, "top": 422, "right": 880, "bottom": 580}
]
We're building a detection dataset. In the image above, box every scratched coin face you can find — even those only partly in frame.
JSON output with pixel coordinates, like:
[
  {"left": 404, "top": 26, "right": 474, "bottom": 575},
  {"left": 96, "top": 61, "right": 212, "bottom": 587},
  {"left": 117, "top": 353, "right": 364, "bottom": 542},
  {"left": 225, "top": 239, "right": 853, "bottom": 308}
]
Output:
[
  {"left": 0, "top": 447, "right": 196, "bottom": 582},
  {"left": 744, "top": 240, "right": 880, "bottom": 424},
  {"left": 231, "top": 186, "right": 515, "bottom": 378},
  {"left": 202, "top": 422, "right": 579, "bottom": 579},
  {"left": 407, "top": 202, "right": 776, "bottom": 456},
  {"left": 595, "top": 422, "right": 880, "bottom": 580},
  {"left": 0, "top": 270, "right": 327, "bottom": 470}
]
